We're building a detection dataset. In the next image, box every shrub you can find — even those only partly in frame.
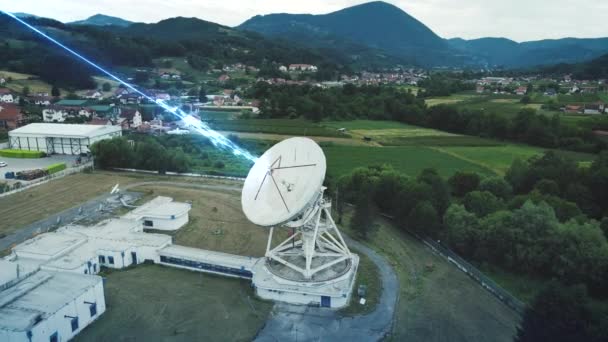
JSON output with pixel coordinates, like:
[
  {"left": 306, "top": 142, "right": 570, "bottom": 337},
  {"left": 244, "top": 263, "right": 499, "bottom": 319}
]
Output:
[
  {"left": 0, "top": 149, "right": 45, "bottom": 158},
  {"left": 46, "top": 163, "right": 67, "bottom": 174}
]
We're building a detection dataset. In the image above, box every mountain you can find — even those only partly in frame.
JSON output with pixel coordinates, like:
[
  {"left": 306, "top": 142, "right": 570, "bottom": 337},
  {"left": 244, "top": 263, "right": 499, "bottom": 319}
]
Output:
[
  {"left": 69, "top": 14, "right": 134, "bottom": 27},
  {"left": 539, "top": 53, "right": 608, "bottom": 79},
  {"left": 448, "top": 37, "right": 608, "bottom": 68},
  {"left": 13, "top": 12, "right": 40, "bottom": 19},
  {"left": 239, "top": 1, "right": 459, "bottom": 66}
]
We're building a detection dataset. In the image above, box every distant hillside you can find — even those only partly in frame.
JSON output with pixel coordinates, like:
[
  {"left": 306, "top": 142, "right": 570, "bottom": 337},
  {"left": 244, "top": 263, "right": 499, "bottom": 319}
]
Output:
[
  {"left": 13, "top": 12, "right": 40, "bottom": 19},
  {"left": 69, "top": 14, "right": 134, "bottom": 27},
  {"left": 448, "top": 37, "right": 608, "bottom": 68},
  {"left": 539, "top": 53, "right": 608, "bottom": 79},
  {"left": 239, "top": 1, "right": 460, "bottom": 66}
]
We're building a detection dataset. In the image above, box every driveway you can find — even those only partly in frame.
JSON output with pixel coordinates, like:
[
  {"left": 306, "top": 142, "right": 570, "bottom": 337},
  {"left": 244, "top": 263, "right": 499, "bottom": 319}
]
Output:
[
  {"left": 255, "top": 236, "right": 399, "bottom": 342},
  {"left": 1, "top": 155, "right": 79, "bottom": 179}
]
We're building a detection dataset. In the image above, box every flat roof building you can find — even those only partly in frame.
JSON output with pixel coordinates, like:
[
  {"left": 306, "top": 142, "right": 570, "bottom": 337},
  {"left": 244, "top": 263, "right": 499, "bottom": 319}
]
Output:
[{"left": 8, "top": 123, "right": 121, "bottom": 155}]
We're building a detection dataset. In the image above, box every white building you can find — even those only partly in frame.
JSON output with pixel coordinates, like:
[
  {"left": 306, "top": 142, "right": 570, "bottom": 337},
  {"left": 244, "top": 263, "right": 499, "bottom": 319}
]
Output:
[
  {"left": 0, "top": 93, "right": 14, "bottom": 103},
  {"left": 0, "top": 262, "right": 106, "bottom": 342},
  {"left": 42, "top": 107, "right": 92, "bottom": 123},
  {"left": 8, "top": 123, "right": 122, "bottom": 155},
  {"left": 123, "top": 196, "right": 191, "bottom": 231}
]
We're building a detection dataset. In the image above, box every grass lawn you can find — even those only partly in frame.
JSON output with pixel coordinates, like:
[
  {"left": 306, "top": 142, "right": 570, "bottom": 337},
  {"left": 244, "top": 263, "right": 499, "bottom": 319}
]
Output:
[
  {"left": 0, "top": 70, "right": 34, "bottom": 80},
  {"left": 339, "top": 251, "right": 381, "bottom": 316},
  {"left": 323, "top": 146, "right": 496, "bottom": 178},
  {"left": 75, "top": 264, "right": 272, "bottom": 342},
  {"left": 5, "top": 78, "right": 55, "bottom": 94},
  {"left": 323, "top": 119, "right": 413, "bottom": 130},
  {"left": 425, "top": 94, "right": 478, "bottom": 107},
  {"left": 475, "top": 263, "right": 547, "bottom": 304},
  {"left": 337, "top": 212, "right": 520, "bottom": 342}
]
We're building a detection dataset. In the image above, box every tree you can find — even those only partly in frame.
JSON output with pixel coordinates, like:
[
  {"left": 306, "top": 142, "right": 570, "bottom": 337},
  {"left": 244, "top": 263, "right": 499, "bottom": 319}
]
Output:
[
  {"left": 463, "top": 191, "right": 504, "bottom": 217},
  {"left": 479, "top": 177, "right": 512, "bottom": 199},
  {"left": 51, "top": 85, "right": 61, "bottom": 97},
  {"left": 448, "top": 171, "right": 480, "bottom": 197},
  {"left": 417, "top": 168, "right": 451, "bottom": 217},
  {"left": 520, "top": 95, "right": 531, "bottom": 104},
  {"left": 408, "top": 201, "right": 441, "bottom": 237},
  {"left": 516, "top": 283, "right": 593, "bottom": 342},
  {"left": 102, "top": 82, "right": 112, "bottom": 92},
  {"left": 350, "top": 194, "right": 376, "bottom": 239},
  {"left": 199, "top": 86, "right": 207, "bottom": 102},
  {"left": 534, "top": 179, "right": 560, "bottom": 196},
  {"left": 21, "top": 86, "right": 29, "bottom": 97},
  {"left": 443, "top": 204, "right": 479, "bottom": 256}
]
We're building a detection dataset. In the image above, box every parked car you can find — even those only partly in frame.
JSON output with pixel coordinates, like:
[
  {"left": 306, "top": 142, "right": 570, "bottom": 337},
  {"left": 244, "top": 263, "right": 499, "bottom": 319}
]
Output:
[{"left": 0, "top": 161, "right": 7, "bottom": 167}]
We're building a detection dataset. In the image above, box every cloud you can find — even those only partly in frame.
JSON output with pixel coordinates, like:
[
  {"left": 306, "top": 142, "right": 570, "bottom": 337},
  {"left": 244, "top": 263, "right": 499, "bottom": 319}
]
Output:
[{"left": 3, "top": 0, "right": 608, "bottom": 42}]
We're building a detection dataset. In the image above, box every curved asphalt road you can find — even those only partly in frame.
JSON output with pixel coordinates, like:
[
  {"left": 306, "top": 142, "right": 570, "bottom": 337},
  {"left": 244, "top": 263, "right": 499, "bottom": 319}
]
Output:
[{"left": 255, "top": 236, "right": 399, "bottom": 342}]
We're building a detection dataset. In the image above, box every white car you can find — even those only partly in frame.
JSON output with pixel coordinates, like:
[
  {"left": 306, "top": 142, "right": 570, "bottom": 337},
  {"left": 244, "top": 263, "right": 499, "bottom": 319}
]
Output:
[{"left": 0, "top": 161, "right": 6, "bottom": 167}]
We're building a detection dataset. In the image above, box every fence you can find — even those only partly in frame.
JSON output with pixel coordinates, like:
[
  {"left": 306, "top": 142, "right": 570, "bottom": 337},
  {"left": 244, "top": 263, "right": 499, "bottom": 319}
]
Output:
[
  {"left": 354, "top": 207, "right": 525, "bottom": 316},
  {"left": 0, "top": 162, "right": 93, "bottom": 198},
  {"left": 112, "top": 168, "right": 246, "bottom": 182}
]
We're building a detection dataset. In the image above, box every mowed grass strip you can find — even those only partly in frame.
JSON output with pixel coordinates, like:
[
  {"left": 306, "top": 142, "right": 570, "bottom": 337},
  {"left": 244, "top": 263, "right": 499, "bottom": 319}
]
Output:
[
  {"left": 74, "top": 264, "right": 272, "bottom": 342},
  {"left": 322, "top": 146, "right": 496, "bottom": 178},
  {"left": 211, "top": 119, "right": 344, "bottom": 137}
]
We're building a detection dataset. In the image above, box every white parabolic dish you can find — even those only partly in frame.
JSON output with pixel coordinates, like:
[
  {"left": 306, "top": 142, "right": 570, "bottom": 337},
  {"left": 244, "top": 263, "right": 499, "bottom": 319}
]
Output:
[{"left": 242, "top": 137, "right": 327, "bottom": 227}]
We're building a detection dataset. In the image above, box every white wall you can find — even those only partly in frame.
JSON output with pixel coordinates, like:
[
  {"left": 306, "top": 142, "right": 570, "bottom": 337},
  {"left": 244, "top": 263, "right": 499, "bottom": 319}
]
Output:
[
  {"left": 143, "top": 214, "right": 188, "bottom": 231},
  {"left": 256, "top": 287, "right": 349, "bottom": 308},
  {"left": 1, "top": 278, "right": 106, "bottom": 342}
]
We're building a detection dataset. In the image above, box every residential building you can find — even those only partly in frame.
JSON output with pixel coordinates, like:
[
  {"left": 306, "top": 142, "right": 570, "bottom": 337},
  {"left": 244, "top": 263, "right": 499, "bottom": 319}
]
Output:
[
  {"left": 0, "top": 88, "right": 14, "bottom": 103},
  {"left": 515, "top": 86, "right": 528, "bottom": 95},
  {"left": 31, "top": 96, "right": 53, "bottom": 106},
  {"left": 584, "top": 102, "right": 606, "bottom": 115},
  {"left": 564, "top": 105, "right": 583, "bottom": 114},
  {"left": 120, "top": 109, "right": 143, "bottom": 128},
  {"left": 0, "top": 104, "right": 23, "bottom": 130},
  {"left": 289, "top": 64, "right": 318, "bottom": 72},
  {"left": 42, "top": 106, "right": 92, "bottom": 123}
]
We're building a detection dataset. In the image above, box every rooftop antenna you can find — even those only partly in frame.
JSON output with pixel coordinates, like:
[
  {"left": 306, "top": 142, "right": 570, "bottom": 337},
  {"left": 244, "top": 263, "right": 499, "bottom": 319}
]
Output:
[{"left": 242, "top": 137, "right": 352, "bottom": 280}]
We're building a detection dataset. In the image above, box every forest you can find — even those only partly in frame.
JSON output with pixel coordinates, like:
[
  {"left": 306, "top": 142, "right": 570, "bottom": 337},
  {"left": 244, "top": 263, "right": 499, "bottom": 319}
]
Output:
[{"left": 338, "top": 152, "right": 608, "bottom": 341}]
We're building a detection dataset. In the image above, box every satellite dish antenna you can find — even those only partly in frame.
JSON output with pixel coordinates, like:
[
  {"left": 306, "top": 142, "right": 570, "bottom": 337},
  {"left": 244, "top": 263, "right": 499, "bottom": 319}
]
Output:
[
  {"left": 110, "top": 184, "right": 120, "bottom": 195},
  {"left": 242, "top": 137, "right": 353, "bottom": 280}
]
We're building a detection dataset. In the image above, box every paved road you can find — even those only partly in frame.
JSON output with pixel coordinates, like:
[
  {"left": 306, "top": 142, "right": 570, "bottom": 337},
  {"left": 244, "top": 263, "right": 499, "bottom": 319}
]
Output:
[{"left": 255, "top": 236, "right": 399, "bottom": 342}]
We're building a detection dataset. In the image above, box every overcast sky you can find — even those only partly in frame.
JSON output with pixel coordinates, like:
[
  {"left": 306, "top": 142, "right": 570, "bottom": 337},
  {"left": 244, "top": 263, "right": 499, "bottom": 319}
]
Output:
[{"left": 3, "top": 0, "right": 608, "bottom": 42}]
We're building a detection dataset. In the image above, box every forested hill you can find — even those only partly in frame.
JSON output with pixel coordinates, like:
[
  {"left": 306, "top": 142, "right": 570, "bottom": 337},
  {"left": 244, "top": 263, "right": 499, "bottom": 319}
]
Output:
[
  {"left": 539, "top": 53, "right": 608, "bottom": 79},
  {"left": 0, "top": 14, "right": 354, "bottom": 88},
  {"left": 239, "top": 1, "right": 458, "bottom": 67}
]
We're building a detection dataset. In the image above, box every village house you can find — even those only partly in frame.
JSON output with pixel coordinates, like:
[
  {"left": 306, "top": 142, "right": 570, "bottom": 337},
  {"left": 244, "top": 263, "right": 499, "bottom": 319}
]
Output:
[
  {"left": 564, "top": 105, "right": 583, "bottom": 114},
  {"left": 119, "top": 93, "right": 144, "bottom": 105},
  {"left": 515, "top": 86, "right": 528, "bottom": 95},
  {"left": 0, "top": 88, "right": 14, "bottom": 103},
  {"left": 476, "top": 85, "right": 485, "bottom": 94},
  {"left": 289, "top": 64, "right": 318, "bottom": 72},
  {"left": 31, "top": 95, "right": 53, "bottom": 106},
  {"left": 218, "top": 74, "right": 231, "bottom": 83},
  {"left": 279, "top": 65, "right": 288, "bottom": 72},
  {"left": 0, "top": 104, "right": 24, "bottom": 129},
  {"left": 0, "top": 78, "right": 5, "bottom": 85},
  {"left": 155, "top": 93, "right": 171, "bottom": 102},
  {"left": 84, "top": 90, "right": 103, "bottom": 100},
  {"left": 584, "top": 102, "right": 606, "bottom": 115},
  {"left": 42, "top": 106, "right": 92, "bottom": 122},
  {"left": 120, "top": 109, "right": 143, "bottom": 129}
]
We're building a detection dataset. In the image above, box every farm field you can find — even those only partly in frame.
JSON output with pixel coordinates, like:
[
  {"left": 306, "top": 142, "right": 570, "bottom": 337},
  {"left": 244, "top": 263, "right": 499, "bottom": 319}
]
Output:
[
  {"left": 338, "top": 212, "right": 520, "bottom": 342},
  {"left": 322, "top": 146, "right": 496, "bottom": 178},
  {"left": 439, "top": 145, "right": 595, "bottom": 175},
  {"left": 74, "top": 264, "right": 272, "bottom": 342},
  {"left": 425, "top": 94, "right": 478, "bottom": 107},
  {"left": 212, "top": 119, "right": 345, "bottom": 137}
]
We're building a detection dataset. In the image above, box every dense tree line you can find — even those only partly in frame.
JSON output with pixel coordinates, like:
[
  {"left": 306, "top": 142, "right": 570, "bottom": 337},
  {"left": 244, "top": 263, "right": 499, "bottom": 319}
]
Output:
[
  {"left": 416, "top": 75, "right": 476, "bottom": 97},
  {"left": 337, "top": 152, "right": 608, "bottom": 300},
  {"left": 90, "top": 136, "right": 192, "bottom": 173},
  {"left": 250, "top": 83, "right": 426, "bottom": 122}
]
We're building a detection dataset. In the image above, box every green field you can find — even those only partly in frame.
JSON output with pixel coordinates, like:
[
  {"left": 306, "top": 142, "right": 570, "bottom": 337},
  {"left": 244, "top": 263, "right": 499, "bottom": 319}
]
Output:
[
  {"left": 324, "top": 120, "right": 413, "bottom": 130},
  {"left": 425, "top": 94, "right": 478, "bottom": 107},
  {"left": 75, "top": 265, "right": 272, "bottom": 342},
  {"left": 212, "top": 119, "right": 345, "bottom": 137},
  {"left": 323, "top": 146, "right": 496, "bottom": 178}
]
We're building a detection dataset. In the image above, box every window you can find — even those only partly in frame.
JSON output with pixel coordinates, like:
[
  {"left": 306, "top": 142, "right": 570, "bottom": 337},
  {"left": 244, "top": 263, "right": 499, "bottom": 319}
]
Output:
[
  {"left": 89, "top": 303, "right": 97, "bottom": 317},
  {"left": 49, "top": 332, "right": 58, "bottom": 342},
  {"left": 70, "top": 317, "right": 79, "bottom": 332},
  {"left": 98, "top": 255, "right": 105, "bottom": 264},
  {"left": 108, "top": 256, "right": 114, "bottom": 265},
  {"left": 144, "top": 220, "right": 154, "bottom": 227}
]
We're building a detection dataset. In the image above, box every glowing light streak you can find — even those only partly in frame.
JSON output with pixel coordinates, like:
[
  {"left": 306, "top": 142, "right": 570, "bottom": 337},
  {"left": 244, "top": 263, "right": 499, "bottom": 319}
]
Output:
[{"left": 0, "top": 11, "right": 258, "bottom": 162}]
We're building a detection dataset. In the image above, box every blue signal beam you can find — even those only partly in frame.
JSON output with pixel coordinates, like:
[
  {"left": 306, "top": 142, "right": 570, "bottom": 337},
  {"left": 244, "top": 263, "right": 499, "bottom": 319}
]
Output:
[{"left": 0, "top": 11, "right": 258, "bottom": 162}]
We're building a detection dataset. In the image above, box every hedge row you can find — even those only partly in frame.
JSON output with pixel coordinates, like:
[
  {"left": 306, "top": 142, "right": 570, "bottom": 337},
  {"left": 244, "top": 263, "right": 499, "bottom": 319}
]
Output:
[
  {"left": 46, "top": 163, "right": 67, "bottom": 175},
  {"left": 0, "top": 149, "right": 46, "bottom": 158}
]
